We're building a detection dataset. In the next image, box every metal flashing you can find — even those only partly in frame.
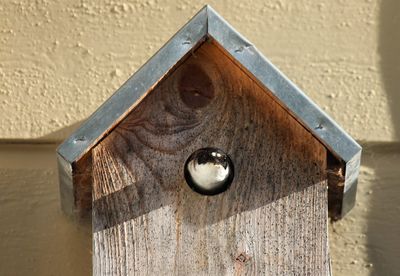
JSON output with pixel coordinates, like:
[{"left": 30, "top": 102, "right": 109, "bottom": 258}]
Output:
[{"left": 57, "top": 5, "right": 361, "bottom": 218}]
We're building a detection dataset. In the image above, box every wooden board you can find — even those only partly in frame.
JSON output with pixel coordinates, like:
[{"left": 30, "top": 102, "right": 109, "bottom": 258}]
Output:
[{"left": 92, "top": 40, "right": 329, "bottom": 275}]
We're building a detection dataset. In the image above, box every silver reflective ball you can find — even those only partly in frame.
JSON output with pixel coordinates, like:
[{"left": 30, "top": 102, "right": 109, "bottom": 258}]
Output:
[{"left": 184, "top": 148, "right": 234, "bottom": 195}]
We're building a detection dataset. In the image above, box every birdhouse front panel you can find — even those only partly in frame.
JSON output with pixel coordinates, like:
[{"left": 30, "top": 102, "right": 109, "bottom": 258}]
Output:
[{"left": 91, "top": 41, "right": 329, "bottom": 275}]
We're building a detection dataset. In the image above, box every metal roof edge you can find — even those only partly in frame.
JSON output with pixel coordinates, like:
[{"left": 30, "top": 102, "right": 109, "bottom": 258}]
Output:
[
  {"left": 57, "top": 5, "right": 361, "bottom": 218},
  {"left": 206, "top": 6, "right": 361, "bottom": 198},
  {"left": 57, "top": 5, "right": 209, "bottom": 163}
]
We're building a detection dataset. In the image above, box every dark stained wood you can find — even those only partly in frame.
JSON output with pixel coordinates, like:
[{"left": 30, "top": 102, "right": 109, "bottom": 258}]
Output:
[
  {"left": 72, "top": 152, "right": 92, "bottom": 218},
  {"left": 92, "top": 41, "right": 329, "bottom": 275},
  {"left": 178, "top": 63, "right": 215, "bottom": 109},
  {"left": 327, "top": 152, "right": 345, "bottom": 220}
]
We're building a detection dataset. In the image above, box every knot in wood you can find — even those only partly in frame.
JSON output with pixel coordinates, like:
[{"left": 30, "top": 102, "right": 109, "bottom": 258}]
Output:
[{"left": 178, "top": 64, "right": 214, "bottom": 109}]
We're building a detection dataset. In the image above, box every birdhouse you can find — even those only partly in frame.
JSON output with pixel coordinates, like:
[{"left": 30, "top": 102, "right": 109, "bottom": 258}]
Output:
[{"left": 57, "top": 5, "right": 361, "bottom": 275}]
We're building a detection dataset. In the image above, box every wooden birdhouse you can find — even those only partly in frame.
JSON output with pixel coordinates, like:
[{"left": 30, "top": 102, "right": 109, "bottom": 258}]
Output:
[{"left": 57, "top": 5, "right": 361, "bottom": 275}]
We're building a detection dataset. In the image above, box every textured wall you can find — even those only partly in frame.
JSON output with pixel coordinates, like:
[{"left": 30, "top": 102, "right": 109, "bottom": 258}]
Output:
[
  {"left": 0, "top": 0, "right": 398, "bottom": 142},
  {"left": 1, "top": 1, "right": 399, "bottom": 275}
]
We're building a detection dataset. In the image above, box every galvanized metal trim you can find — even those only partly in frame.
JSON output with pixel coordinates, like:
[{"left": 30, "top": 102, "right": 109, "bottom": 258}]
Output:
[
  {"left": 207, "top": 6, "right": 361, "bottom": 162},
  {"left": 341, "top": 149, "right": 361, "bottom": 217},
  {"left": 57, "top": 6, "right": 208, "bottom": 163},
  {"left": 57, "top": 5, "right": 361, "bottom": 217},
  {"left": 57, "top": 154, "right": 74, "bottom": 215},
  {"left": 206, "top": 6, "right": 361, "bottom": 202}
]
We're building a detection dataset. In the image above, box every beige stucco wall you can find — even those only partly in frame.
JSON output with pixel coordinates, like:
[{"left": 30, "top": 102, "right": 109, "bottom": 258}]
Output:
[
  {"left": 0, "top": 0, "right": 399, "bottom": 275},
  {"left": 1, "top": 0, "right": 399, "bottom": 142}
]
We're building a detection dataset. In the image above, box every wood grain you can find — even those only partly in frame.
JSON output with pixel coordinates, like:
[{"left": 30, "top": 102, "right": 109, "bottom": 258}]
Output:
[
  {"left": 92, "top": 40, "right": 329, "bottom": 275},
  {"left": 327, "top": 153, "right": 345, "bottom": 220},
  {"left": 73, "top": 152, "right": 92, "bottom": 218}
]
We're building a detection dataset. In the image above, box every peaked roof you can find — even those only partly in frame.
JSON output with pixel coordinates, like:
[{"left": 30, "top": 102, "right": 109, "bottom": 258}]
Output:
[{"left": 58, "top": 5, "right": 361, "bottom": 217}]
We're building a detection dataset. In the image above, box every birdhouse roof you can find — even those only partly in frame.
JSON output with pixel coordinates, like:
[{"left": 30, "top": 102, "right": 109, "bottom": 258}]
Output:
[{"left": 57, "top": 5, "right": 361, "bottom": 218}]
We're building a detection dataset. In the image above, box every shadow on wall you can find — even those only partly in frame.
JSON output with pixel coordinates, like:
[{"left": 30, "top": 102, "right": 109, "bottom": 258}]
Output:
[
  {"left": 0, "top": 121, "right": 83, "bottom": 144},
  {"left": 367, "top": 1, "right": 400, "bottom": 275},
  {"left": 0, "top": 144, "right": 92, "bottom": 276},
  {"left": 379, "top": 0, "right": 400, "bottom": 137},
  {"left": 363, "top": 144, "right": 400, "bottom": 276},
  {"left": 40, "top": 121, "right": 83, "bottom": 143}
]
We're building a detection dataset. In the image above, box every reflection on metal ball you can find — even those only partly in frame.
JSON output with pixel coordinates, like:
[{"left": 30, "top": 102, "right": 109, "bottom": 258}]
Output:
[{"left": 184, "top": 147, "right": 234, "bottom": 195}]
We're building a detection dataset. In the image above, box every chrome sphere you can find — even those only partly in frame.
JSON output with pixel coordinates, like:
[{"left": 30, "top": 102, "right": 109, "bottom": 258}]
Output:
[{"left": 184, "top": 148, "right": 234, "bottom": 195}]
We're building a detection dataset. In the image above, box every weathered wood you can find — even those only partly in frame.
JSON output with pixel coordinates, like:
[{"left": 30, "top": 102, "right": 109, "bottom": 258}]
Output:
[
  {"left": 92, "top": 40, "right": 329, "bottom": 275},
  {"left": 73, "top": 152, "right": 92, "bottom": 218},
  {"left": 327, "top": 152, "right": 345, "bottom": 221}
]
